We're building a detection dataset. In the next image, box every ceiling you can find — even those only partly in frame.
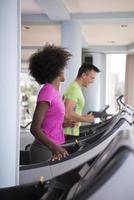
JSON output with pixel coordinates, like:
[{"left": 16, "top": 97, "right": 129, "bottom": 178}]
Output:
[{"left": 21, "top": 0, "right": 134, "bottom": 62}]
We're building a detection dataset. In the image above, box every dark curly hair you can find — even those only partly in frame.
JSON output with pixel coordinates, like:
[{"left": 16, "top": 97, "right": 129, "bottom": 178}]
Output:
[{"left": 29, "top": 44, "right": 72, "bottom": 84}]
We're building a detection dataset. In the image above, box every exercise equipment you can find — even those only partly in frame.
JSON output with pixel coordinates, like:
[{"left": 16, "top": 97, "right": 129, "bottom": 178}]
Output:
[
  {"left": 1, "top": 110, "right": 133, "bottom": 200},
  {"left": 87, "top": 105, "right": 112, "bottom": 121},
  {"left": 0, "top": 179, "right": 48, "bottom": 200},
  {"left": 39, "top": 129, "right": 134, "bottom": 200},
  {"left": 65, "top": 129, "right": 134, "bottom": 200},
  {"left": 19, "top": 108, "right": 133, "bottom": 185}
]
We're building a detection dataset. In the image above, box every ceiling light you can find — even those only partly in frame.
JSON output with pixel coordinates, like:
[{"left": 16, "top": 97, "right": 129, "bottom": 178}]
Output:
[
  {"left": 121, "top": 24, "right": 127, "bottom": 28},
  {"left": 107, "top": 41, "right": 115, "bottom": 44},
  {"left": 23, "top": 26, "right": 31, "bottom": 30}
]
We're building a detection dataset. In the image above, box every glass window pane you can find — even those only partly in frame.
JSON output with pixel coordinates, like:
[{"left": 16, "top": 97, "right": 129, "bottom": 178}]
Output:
[{"left": 106, "top": 54, "right": 126, "bottom": 114}]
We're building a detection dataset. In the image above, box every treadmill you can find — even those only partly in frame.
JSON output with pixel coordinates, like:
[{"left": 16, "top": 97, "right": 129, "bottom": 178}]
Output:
[
  {"left": 1, "top": 122, "right": 133, "bottom": 200},
  {"left": 65, "top": 129, "right": 134, "bottom": 200},
  {"left": 20, "top": 106, "right": 133, "bottom": 166},
  {"left": 19, "top": 110, "right": 133, "bottom": 185},
  {"left": 19, "top": 112, "right": 117, "bottom": 166},
  {"left": 0, "top": 181, "right": 47, "bottom": 200},
  {"left": 40, "top": 129, "right": 134, "bottom": 200},
  {"left": 68, "top": 104, "right": 133, "bottom": 140}
]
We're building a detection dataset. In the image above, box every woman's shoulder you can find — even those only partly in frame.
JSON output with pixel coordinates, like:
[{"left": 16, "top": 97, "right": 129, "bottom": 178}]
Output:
[
  {"left": 38, "top": 83, "right": 54, "bottom": 97},
  {"left": 37, "top": 83, "right": 55, "bottom": 102},
  {"left": 40, "top": 83, "right": 53, "bottom": 92}
]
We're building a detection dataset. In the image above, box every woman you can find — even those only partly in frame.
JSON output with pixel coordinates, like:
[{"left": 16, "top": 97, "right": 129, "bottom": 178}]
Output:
[{"left": 29, "top": 44, "right": 74, "bottom": 163}]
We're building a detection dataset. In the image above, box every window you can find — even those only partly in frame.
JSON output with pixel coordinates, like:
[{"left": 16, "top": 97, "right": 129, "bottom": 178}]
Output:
[
  {"left": 20, "top": 63, "right": 39, "bottom": 127},
  {"left": 106, "top": 54, "right": 126, "bottom": 114}
]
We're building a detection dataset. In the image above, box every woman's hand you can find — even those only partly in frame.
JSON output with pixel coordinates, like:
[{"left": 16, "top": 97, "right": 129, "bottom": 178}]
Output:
[{"left": 50, "top": 143, "right": 69, "bottom": 161}]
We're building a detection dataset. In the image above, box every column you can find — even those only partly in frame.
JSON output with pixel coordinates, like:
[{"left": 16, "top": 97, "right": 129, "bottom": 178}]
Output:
[
  {"left": 61, "top": 21, "right": 82, "bottom": 94},
  {"left": 83, "top": 53, "right": 106, "bottom": 113},
  {"left": 0, "top": 0, "right": 20, "bottom": 187}
]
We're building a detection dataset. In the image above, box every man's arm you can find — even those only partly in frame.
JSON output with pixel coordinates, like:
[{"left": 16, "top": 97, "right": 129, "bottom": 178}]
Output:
[{"left": 64, "top": 98, "right": 94, "bottom": 123}]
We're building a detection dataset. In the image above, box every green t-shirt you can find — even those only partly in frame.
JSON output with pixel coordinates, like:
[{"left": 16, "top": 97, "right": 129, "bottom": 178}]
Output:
[{"left": 64, "top": 81, "right": 85, "bottom": 136}]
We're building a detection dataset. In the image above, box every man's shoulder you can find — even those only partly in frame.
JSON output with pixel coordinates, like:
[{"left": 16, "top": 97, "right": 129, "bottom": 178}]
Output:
[
  {"left": 66, "top": 81, "right": 80, "bottom": 90},
  {"left": 64, "top": 82, "right": 81, "bottom": 101}
]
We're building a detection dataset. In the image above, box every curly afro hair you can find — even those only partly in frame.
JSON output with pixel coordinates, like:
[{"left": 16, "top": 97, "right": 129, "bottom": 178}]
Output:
[{"left": 29, "top": 44, "right": 72, "bottom": 84}]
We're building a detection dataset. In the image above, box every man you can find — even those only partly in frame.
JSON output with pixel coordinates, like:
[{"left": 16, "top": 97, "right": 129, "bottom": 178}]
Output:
[{"left": 63, "top": 62, "right": 100, "bottom": 140}]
